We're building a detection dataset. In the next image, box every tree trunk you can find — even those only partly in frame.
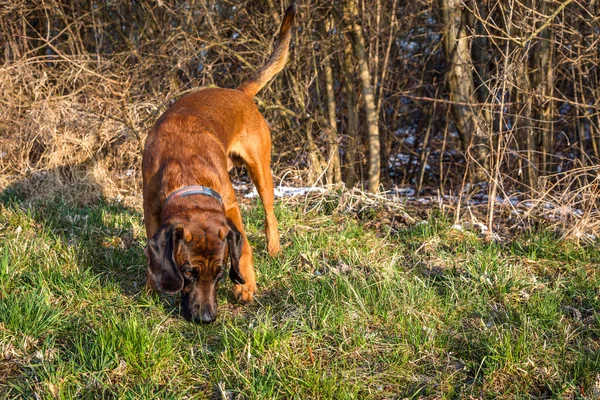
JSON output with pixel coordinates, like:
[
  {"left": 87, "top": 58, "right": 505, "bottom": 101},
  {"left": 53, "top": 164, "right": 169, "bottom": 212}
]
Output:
[
  {"left": 516, "top": 59, "right": 538, "bottom": 189},
  {"left": 534, "top": 0, "right": 556, "bottom": 174},
  {"left": 342, "top": 40, "right": 359, "bottom": 188},
  {"left": 288, "top": 61, "right": 326, "bottom": 184},
  {"left": 318, "top": 16, "right": 342, "bottom": 185},
  {"left": 306, "top": 120, "right": 326, "bottom": 185},
  {"left": 439, "top": 0, "right": 489, "bottom": 182},
  {"left": 344, "top": 0, "right": 380, "bottom": 193}
]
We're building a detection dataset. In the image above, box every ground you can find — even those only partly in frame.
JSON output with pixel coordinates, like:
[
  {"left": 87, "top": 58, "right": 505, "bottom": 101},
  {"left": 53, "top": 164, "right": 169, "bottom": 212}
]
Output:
[{"left": 0, "top": 190, "right": 599, "bottom": 399}]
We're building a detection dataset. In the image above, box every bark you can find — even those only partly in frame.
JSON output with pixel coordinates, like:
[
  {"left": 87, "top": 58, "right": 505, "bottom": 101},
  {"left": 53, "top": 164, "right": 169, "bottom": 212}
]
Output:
[
  {"left": 532, "top": 0, "right": 555, "bottom": 175},
  {"left": 344, "top": 0, "right": 381, "bottom": 193},
  {"left": 470, "top": 3, "right": 492, "bottom": 127},
  {"left": 439, "top": 0, "right": 489, "bottom": 182},
  {"left": 517, "top": 61, "right": 538, "bottom": 188},
  {"left": 416, "top": 87, "right": 438, "bottom": 197},
  {"left": 288, "top": 61, "right": 326, "bottom": 184},
  {"left": 310, "top": 38, "right": 329, "bottom": 185},
  {"left": 318, "top": 17, "right": 342, "bottom": 185},
  {"left": 306, "top": 120, "right": 326, "bottom": 184},
  {"left": 342, "top": 40, "right": 359, "bottom": 188}
]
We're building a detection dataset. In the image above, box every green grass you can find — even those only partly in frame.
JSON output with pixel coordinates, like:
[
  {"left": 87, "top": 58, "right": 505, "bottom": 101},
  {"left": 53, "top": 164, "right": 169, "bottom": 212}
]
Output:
[{"left": 0, "top": 192, "right": 599, "bottom": 399}]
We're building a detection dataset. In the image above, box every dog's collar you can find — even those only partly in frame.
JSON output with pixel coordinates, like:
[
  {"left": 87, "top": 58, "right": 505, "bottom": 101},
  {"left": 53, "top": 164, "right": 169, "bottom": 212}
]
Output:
[{"left": 164, "top": 185, "right": 222, "bottom": 207}]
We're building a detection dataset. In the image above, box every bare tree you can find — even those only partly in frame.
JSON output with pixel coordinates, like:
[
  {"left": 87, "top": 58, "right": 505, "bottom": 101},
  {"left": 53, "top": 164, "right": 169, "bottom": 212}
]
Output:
[
  {"left": 342, "top": 39, "right": 359, "bottom": 188},
  {"left": 317, "top": 12, "right": 342, "bottom": 185},
  {"left": 439, "top": 0, "right": 491, "bottom": 181},
  {"left": 342, "top": 0, "right": 381, "bottom": 193}
]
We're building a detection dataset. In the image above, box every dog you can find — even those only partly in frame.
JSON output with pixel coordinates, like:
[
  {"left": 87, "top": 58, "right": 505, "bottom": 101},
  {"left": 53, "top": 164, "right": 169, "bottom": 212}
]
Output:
[{"left": 142, "top": 5, "right": 295, "bottom": 323}]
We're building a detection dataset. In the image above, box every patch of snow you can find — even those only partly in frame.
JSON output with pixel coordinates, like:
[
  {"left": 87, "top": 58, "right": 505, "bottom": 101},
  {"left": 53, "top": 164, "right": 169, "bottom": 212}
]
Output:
[
  {"left": 427, "top": 32, "right": 441, "bottom": 42},
  {"left": 425, "top": 15, "right": 437, "bottom": 25},
  {"left": 389, "top": 153, "right": 429, "bottom": 170},
  {"left": 559, "top": 102, "right": 572, "bottom": 116},
  {"left": 398, "top": 39, "right": 420, "bottom": 55},
  {"left": 232, "top": 182, "right": 252, "bottom": 191},
  {"left": 392, "top": 153, "right": 411, "bottom": 164},
  {"left": 388, "top": 187, "right": 415, "bottom": 197},
  {"left": 245, "top": 186, "right": 326, "bottom": 199},
  {"left": 404, "top": 134, "right": 417, "bottom": 147},
  {"left": 473, "top": 222, "right": 488, "bottom": 234},
  {"left": 395, "top": 125, "right": 418, "bottom": 137}
]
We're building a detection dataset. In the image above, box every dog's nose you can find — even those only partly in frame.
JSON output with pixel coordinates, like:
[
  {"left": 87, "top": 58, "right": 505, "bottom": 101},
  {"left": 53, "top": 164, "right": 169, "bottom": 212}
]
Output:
[
  {"left": 191, "top": 304, "right": 215, "bottom": 324},
  {"left": 185, "top": 304, "right": 216, "bottom": 324},
  {"left": 201, "top": 313, "right": 215, "bottom": 324},
  {"left": 200, "top": 305, "right": 216, "bottom": 323}
]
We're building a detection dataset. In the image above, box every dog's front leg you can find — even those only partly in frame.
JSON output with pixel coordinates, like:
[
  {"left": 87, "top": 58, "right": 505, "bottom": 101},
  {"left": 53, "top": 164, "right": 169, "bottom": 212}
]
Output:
[{"left": 223, "top": 200, "right": 257, "bottom": 303}]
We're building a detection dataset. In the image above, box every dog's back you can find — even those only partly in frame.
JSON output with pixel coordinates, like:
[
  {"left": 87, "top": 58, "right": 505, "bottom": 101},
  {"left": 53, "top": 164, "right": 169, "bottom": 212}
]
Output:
[
  {"left": 145, "top": 5, "right": 296, "bottom": 170},
  {"left": 146, "top": 4, "right": 296, "bottom": 156},
  {"left": 148, "top": 88, "right": 267, "bottom": 153}
]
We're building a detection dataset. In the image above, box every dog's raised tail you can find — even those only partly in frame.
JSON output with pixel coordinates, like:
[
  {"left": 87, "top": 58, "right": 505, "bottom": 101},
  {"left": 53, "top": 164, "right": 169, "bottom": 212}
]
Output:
[{"left": 237, "top": 4, "right": 295, "bottom": 97}]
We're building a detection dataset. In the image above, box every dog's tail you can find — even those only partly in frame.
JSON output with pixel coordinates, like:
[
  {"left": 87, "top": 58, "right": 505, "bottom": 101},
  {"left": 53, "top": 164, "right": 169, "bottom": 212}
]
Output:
[{"left": 237, "top": 4, "right": 295, "bottom": 98}]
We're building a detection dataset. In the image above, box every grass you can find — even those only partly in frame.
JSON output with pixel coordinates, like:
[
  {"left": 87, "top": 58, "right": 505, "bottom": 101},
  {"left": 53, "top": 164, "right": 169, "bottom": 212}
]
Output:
[{"left": 0, "top": 191, "right": 599, "bottom": 399}]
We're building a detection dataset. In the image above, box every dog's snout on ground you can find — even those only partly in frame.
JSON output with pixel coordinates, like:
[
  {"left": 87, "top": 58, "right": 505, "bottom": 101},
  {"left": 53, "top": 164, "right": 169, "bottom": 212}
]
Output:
[
  {"left": 200, "top": 304, "right": 216, "bottom": 324},
  {"left": 182, "top": 287, "right": 217, "bottom": 324},
  {"left": 186, "top": 304, "right": 216, "bottom": 324}
]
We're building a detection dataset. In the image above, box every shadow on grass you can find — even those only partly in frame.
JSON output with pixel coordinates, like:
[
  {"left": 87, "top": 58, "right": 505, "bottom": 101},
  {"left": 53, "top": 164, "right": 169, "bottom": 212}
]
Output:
[
  {"left": 0, "top": 173, "right": 146, "bottom": 297},
  {"left": 0, "top": 171, "right": 263, "bottom": 320}
]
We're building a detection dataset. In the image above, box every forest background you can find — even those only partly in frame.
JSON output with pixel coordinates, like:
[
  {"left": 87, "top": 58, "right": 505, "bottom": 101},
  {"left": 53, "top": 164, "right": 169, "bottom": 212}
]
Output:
[{"left": 2, "top": 0, "right": 599, "bottom": 238}]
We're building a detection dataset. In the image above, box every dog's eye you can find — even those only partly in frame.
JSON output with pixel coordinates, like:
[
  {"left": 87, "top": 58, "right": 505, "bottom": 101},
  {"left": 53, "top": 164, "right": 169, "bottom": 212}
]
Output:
[
  {"left": 182, "top": 266, "right": 195, "bottom": 281},
  {"left": 215, "top": 267, "right": 225, "bottom": 282}
]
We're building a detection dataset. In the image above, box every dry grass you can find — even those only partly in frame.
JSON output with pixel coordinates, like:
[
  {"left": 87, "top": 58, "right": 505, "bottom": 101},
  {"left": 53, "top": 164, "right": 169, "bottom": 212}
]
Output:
[
  {"left": 0, "top": 52, "right": 156, "bottom": 202},
  {"left": 1, "top": 0, "right": 599, "bottom": 240}
]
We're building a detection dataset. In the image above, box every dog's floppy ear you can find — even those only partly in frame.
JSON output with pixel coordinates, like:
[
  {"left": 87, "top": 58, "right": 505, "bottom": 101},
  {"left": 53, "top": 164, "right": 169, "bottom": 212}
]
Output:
[
  {"left": 226, "top": 220, "right": 245, "bottom": 284},
  {"left": 145, "top": 223, "right": 185, "bottom": 294}
]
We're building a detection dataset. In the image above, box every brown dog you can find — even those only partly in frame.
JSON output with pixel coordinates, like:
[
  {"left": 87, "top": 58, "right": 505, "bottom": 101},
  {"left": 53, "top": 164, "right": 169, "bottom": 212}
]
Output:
[{"left": 142, "top": 5, "right": 295, "bottom": 323}]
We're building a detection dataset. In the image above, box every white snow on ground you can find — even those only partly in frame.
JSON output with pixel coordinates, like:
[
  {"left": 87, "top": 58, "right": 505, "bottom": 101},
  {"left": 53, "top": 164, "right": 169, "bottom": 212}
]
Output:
[
  {"left": 388, "top": 153, "right": 431, "bottom": 172},
  {"left": 387, "top": 187, "right": 416, "bottom": 197},
  {"left": 237, "top": 184, "right": 594, "bottom": 237},
  {"left": 245, "top": 185, "right": 326, "bottom": 199}
]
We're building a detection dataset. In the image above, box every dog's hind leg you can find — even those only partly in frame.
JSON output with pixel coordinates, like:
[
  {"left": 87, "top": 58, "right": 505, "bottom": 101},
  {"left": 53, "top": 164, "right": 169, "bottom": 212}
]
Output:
[
  {"left": 247, "top": 162, "right": 281, "bottom": 256},
  {"left": 238, "top": 134, "right": 281, "bottom": 256}
]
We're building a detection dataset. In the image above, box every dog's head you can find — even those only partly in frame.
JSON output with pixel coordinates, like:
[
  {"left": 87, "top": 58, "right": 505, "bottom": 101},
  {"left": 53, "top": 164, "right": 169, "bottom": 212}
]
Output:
[{"left": 145, "top": 211, "right": 244, "bottom": 323}]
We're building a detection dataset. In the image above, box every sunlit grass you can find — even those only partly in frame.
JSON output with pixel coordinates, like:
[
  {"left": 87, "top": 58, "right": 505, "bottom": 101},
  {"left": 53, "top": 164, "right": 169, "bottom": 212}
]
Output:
[{"left": 0, "top": 193, "right": 599, "bottom": 398}]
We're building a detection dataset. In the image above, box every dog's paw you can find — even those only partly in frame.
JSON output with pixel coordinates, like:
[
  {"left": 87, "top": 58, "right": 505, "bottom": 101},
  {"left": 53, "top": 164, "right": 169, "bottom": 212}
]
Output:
[
  {"left": 267, "top": 241, "right": 281, "bottom": 257},
  {"left": 232, "top": 282, "right": 256, "bottom": 304}
]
